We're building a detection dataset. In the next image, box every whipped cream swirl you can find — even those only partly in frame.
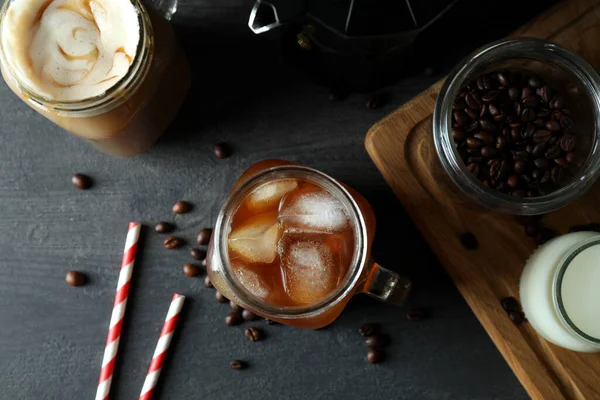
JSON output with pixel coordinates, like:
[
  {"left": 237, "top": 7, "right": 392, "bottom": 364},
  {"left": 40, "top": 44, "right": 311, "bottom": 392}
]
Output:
[{"left": 1, "top": 0, "right": 140, "bottom": 101}]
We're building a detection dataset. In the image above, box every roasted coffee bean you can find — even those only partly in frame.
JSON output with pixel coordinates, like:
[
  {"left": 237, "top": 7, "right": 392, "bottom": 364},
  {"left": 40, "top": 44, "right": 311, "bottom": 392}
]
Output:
[
  {"left": 173, "top": 200, "right": 192, "bottom": 214},
  {"left": 554, "top": 157, "right": 568, "bottom": 168},
  {"left": 482, "top": 91, "right": 499, "bottom": 103},
  {"left": 545, "top": 145, "right": 561, "bottom": 159},
  {"left": 230, "top": 360, "right": 245, "bottom": 370},
  {"left": 474, "top": 132, "right": 494, "bottom": 146},
  {"left": 509, "top": 311, "right": 526, "bottom": 325},
  {"left": 540, "top": 170, "right": 551, "bottom": 184},
  {"left": 183, "top": 263, "right": 201, "bottom": 277},
  {"left": 521, "top": 87, "right": 534, "bottom": 99},
  {"left": 190, "top": 248, "right": 206, "bottom": 261},
  {"left": 480, "top": 119, "right": 498, "bottom": 132},
  {"left": 465, "top": 92, "right": 482, "bottom": 110},
  {"left": 523, "top": 123, "right": 536, "bottom": 139},
  {"left": 406, "top": 307, "right": 428, "bottom": 321},
  {"left": 242, "top": 309, "right": 259, "bottom": 321},
  {"left": 512, "top": 190, "right": 526, "bottom": 198},
  {"left": 514, "top": 101, "right": 522, "bottom": 117},
  {"left": 551, "top": 166, "right": 564, "bottom": 184},
  {"left": 525, "top": 222, "right": 541, "bottom": 237},
  {"left": 508, "top": 87, "right": 520, "bottom": 100},
  {"left": 521, "top": 108, "right": 536, "bottom": 122},
  {"left": 464, "top": 107, "right": 478, "bottom": 120},
  {"left": 365, "top": 334, "right": 389, "bottom": 349},
  {"left": 496, "top": 136, "right": 507, "bottom": 150},
  {"left": 72, "top": 173, "right": 92, "bottom": 190},
  {"left": 466, "top": 138, "right": 483, "bottom": 149},
  {"left": 213, "top": 143, "right": 231, "bottom": 159},
  {"left": 507, "top": 175, "right": 519, "bottom": 188},
  {"left": 537, "top": 107, "right": 551, "bottom": 118},
  {"left": 66, "top": 271, "right": 86, "bottom": 287},
  {"left": 197, "top": 228, "right": 212, "bottom": 245},
  {"left": 497, "top": 72, "right": 510, "bottom": 87},
  {"left": 534, "top": 158, "right": 549, "bottom": 169},
  {"left": 549, "top": 95, "right": 564, "bottom": 109},
  {"left": 225, "top": 312, "right": 243, "bottom": 326},
  {"left": 539, "top": 85, "right": 552, "bottom": 103},
  {"left": 511, "top": 126, "right": 521, "bottom": 141},
  {"left": 521, "top": 174, "right": 532, "bottom": 185},
  {"left": 367, "top": 349, "right": 385, "bottom": 364},
  {"left": 528, "top": 76, "right": 542, "bottom": 88},
  {"left": 501, "top": 297, "right": 521, "bottom": 313},
  {"left": 203, "top": 275, "right": 213, "bottom": 288},
  {"left": 479, "top": 104, "right": 489, "bottom": 118},
  {"left": 230, "top": 301, "right": 243, "bottom": 312},
  {"left": 565, "top": 152, "right": 575, "bottom": 163},
  {"left": 481, "top": 147, "right": 497, "bottom": 158},
  {"left": 459, "top": 232, "right": 478, "bottom": 250},
  {"left": 453, "top": 98, "right": 466, "bottom": 110},
  {"left": 545, "top": 120, "right": 560, "bottom": 132},
  {"left": 359, "top": 323, "right": 379, "bottom": 337},
  {"left": 533, "top": 130, "right": 551, "bottom": 144},
  {"left": 532, "top": 143, "right": 546, "bottom": 157},
  {"left": 560, "top": 115, "right": 574, "bottom": 132},
  {"left": 244, "top": 327, "right": 262, "bottom": 342},
  {"left": 452, "top": 128, "right": 466, "bottom": 141},
  {"left": 533, "top": 118, "right": 546, "bottom": 128},
  {"left": 466, "top": 121, "right": 480, "bottom": 133},
  {"left": 366, "top": 93, "right": 388, "bottom": 109},
  {"left": 514, "top": 160, "right": 526, "bottom": 174},
  {"left": 216, "top": 291, "right": 228, "bottom": 303},
  {"left": 477, "top": 75, "right": 491, "bottom": 90},
  {"left": 164, "top": 236, "right": 184, "bottom": 249},
  {"left": 155, "top": 222, "right": 174, "bottom": 234},
  {"left": 523, "top": 96, "right": 539, "bottom": 108},
  {"left": 560, "top": 134, "right": 575, "bottom": 152}
]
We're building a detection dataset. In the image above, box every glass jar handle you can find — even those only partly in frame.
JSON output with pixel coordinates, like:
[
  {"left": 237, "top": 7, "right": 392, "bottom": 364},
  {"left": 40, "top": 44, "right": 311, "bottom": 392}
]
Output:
[{"left": 362, "top": 260, "right": 412, "bottom": 306}]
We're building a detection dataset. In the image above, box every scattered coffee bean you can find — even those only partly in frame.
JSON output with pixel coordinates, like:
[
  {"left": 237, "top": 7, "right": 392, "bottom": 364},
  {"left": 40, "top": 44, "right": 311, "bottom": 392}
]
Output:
[
  {"left": 225, "top": 312, "right": 243, "bottom": 326},
  {"left": 242, "top": 309, "right": 259, "bottom": 321},
  {"left": 459, "top": 232, "right": 478, "bottom": 250},
  {"left": 452, "top": 70, "right": 577, "bottom": 198},
  {"left": 230, "top": 360, "right": 245, "bottom": 370},
  {"left": 509, "top": 311, "right": 526, "bottom": 325},
  {"left": 366, "top": 93, "right": 388, "bottom": 110},
  {"left": 72, "top": 173, "right": 92, "bottom": 190},
  {"left": 190, "top": 248, "right": 206, "bottom": 261},
  {"left": 173, "top": 200, "right": 192, "bottom": 214},
  {"left": 230, "top": 301, "right": 243, "bottom": 313},
  {"left": 365, "top": 334, "right": 389, "bottom": 349},
  {"left": 406, "top": 307, "right": 428, "bottom": 321},
  {"left": 164, "top": 236, "right": 184, "bottom": 249},
  {"left": 216, "top": 291, "right": 228, "bottom": 303},
  {"left": 359, "top": 323, "right": 379, "bottom": 337},
  {"left": 244, "top": 327, "right": 262, "bottom": 342},
  {"left": 367, "top": 349, "right": 384, "bottom": 364},
  {"left": 501, "top": 297, "right": 521, "bottom": 313},
  {"left": 203, "top": 275, "right": 213, "bottom": 288},
  {"left": 213, "top": 143, "right": 231, "bottom": 159},
  {"left": 155, "top": 222, "right": 174, "bottom": 234},
  {"left": 183, "top": 263, "right": 201, "bottom": 277},
  {"left": 66, "top": 271, "right": 86, "bottom": 287},
  {"left": 197, "top": 228, "right": 212, "bottom": 245}
]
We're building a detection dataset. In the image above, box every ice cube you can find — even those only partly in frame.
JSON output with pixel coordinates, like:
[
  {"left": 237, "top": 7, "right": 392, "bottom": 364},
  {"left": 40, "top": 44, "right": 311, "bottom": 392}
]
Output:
[
  {"left": 233, "top": 264, "right": 270, "bottom": 299},
  {"left": 247, "top": 179, "right": 298, "bottom": 211},
  {"left": 278, "top": 190, "right": 349, "bottom": 233},
  {"left": 278, "top": 230, "right": 341, "bottom": 304},
  {"left": 228, "top": 212, "right": 282, "bottom": 263}
]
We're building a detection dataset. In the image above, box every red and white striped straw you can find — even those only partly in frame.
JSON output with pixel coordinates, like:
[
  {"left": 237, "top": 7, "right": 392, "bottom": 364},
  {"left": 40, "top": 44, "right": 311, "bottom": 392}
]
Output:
[
  {"left": 139, "top": 294, "right": 186, "bottom": 400},
  {"left": 96, "top": 222, "right": 141, "bottom": 400}
]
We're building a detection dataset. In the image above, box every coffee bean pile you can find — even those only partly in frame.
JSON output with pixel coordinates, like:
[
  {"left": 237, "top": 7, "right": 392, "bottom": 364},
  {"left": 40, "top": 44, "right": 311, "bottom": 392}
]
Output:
[{"left": 452, "top": 70, "right": 578, "bottom": 197}]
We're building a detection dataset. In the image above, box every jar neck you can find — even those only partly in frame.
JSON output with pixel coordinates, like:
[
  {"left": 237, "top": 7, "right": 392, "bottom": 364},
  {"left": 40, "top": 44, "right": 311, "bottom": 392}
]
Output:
[
  {"left": 0, "top": 0, "right": 154, "bottom": 117},
  {"left": 553, "top": 236, "right": 600, "bottom": 348},
  {"left": 214, "top": 165, "right": 368, "bottom": 320}
]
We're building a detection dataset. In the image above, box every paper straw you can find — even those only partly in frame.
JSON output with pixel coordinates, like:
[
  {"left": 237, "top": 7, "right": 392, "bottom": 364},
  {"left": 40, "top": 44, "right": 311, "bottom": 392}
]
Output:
[
  {"left": 96, "top": 222, "right": 141, "bottom": 400},
  {"left": 139, "top": 294, "right": 186, "bottom": 400}
]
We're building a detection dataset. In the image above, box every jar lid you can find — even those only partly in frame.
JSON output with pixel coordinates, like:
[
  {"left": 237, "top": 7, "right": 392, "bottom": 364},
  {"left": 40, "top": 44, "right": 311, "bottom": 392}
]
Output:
[{"left": 554, "top": 236, "right": 600, "bottom": 345}]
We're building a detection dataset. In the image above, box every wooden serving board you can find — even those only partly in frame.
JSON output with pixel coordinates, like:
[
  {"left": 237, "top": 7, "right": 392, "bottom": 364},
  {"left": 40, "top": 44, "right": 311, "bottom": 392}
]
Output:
[{"left": 365, "top": 1, "right": 600, "bottom": 399}]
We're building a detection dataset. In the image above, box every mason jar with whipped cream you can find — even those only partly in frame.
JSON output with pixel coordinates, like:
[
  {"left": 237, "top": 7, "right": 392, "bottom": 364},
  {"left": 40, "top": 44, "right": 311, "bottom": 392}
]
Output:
[{"left": 0, "top": 0, "right": 191, "bottom": 156}]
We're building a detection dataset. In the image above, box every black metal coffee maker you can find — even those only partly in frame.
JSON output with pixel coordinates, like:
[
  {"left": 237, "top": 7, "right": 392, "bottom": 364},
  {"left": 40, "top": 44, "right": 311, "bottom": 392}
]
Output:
[{"left": 247, "top": 0, "right": 556, "bottom": 94}]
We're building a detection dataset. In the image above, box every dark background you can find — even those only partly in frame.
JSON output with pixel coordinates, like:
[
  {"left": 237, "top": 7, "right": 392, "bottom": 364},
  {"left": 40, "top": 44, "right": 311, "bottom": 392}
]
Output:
[{"left": 0, "top": 0, "right": 556, "bottom": 398}]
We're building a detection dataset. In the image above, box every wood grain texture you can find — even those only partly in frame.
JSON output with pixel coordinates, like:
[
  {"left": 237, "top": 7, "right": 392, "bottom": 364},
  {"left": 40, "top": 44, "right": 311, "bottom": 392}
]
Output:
[{"left": 365, "top": 0, "right": 600, "bottom": 399}]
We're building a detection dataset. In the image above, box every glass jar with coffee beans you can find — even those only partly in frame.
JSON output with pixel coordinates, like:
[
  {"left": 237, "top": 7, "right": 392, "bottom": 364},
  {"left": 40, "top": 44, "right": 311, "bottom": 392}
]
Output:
[{"left": 434, "top": 38, "right": 600, "bottom": 215}]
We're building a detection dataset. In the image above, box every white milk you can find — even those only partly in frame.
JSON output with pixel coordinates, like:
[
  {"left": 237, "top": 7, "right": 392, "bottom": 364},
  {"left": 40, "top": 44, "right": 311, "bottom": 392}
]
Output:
[{"left": 520, "top": 231, "right": 600, "bottom": 352}]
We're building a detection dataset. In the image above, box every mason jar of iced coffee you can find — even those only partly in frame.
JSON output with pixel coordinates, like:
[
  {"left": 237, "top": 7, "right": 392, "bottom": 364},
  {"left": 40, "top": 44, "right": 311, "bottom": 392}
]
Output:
[{"left": 0, "top": 0, "right": 190, "bottom": 156}]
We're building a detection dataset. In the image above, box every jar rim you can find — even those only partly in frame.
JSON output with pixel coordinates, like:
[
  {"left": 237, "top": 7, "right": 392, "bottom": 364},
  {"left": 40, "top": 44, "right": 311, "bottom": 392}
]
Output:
[
  {"left": 0, "top": 0, "right": 154, "bottom": 115},
  {"left": 552, "top": 235, "right": 600, "bottom": 346},
  {"left": 433, "top": 38, "right": 600, "bottom": 215},
  {"left": 213, "top": 164, "right": 368, "bottom": 320}
]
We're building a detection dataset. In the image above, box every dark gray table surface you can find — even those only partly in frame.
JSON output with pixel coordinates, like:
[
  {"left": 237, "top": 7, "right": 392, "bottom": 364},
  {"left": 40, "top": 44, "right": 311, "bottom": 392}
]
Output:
[{"left": 0, "top": 2, "right": 532, "bottom": 399}]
